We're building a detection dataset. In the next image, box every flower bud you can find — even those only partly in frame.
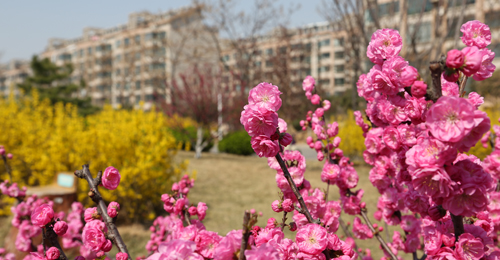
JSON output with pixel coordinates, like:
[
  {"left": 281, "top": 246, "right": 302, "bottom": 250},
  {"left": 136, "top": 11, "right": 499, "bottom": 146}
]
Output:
[
  {"left": 271, "top": 200, "right": 282, "bottom": 213},
  {"left": 46, "top": 247, "right": 60, "bottom": 260},
  {"left": 101, "top": 239, "right": 113, "bottom": 252},
  {"left": 116, "top": 252, "right": 128, "bottom": 260},
  {"left": 279, "top": 133, "right": 293, "bottom": 147},
  {"left": 0, "top": 148, "right": 5, "bottom": 156},
  {"left": 428, "top": 205, "right": 447, "bottom": 221},
  {"left": 188, "top": 206, "right": 198, "bottom": 216},
  {"left": 54, "top": 221, "right": 68, "bottom": 236},
  {"left": 446, "top": 49, "right": 465, "bottom": 68},
  {"left": 6, "top": 153, "right": 12, "bottom": 160},
  {"left": 282, "top": 199, "right": 294, "bottom": 212},
  {"left": 311, "top": 94, "right": 321, "bottom": 105},
  {"left": 102, "top": 166, "right": 121, "bottom": 190},
  {"left": 289, "top": 222, "right": 297, "bottom": 231},
  {"left": 411, "top": 81, "right": 427, "bottom": 98}
]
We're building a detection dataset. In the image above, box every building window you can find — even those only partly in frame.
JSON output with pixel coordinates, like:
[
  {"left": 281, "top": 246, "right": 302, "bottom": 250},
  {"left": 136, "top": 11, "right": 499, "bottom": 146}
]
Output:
[
  {"left": 334, "top": 38, "right": 344, "bottom": 46},
  {"left": 135, "top": 53, "right": 141, "bottom": 61},
  {"left": 320, "top": 53, "right": 331, "bottom": 60},
  {"left": 146, "top": 94, "right": 154, "bottom": 101},
  {"left": 318, "top": 66, "right": 330, "bottom": 73},
  {"left": 115, "top": 69, "right": 121, "bottom": 75},
  {"left": 335, "top": 65, "right": 344, "bottom": 73},
  {"left": 485, "top": 11, "right": 500, "bottom": 28},
  {"left": 407, "top": 0, "right": 432, "bottom": 15},
  {"left": 135, "top": 95, "right": 141, "bottom": 104},
  {"left": 125, "top": 82, "right": 131, "bottom": 90},
  {"left": 265, "top": 60, "right": 273, "bottom": 67},
  {"left": 135, "top": 81, "right": 141, "bottom": 90},
  {"left": 87, "top": 47, "right": 92, "bottom": 55},
  {"left": 318, "top": 39, "right": 330, "bottom": 48},
  {"left": 408, "top": 22, "right": 432, "bottom": 42},
  {"left": 115, "top": 55, "right": 122, "bottom": 62},
  {"left": 334, "top": 78, "right": 345, "bottom": 85},
  {"left": 124, "top": 38, "right": 130, "bottom": 46},
  {"left": 135, "top": 35, "right": 141, "bottom": 44},
  {"left": 255, "top": 61, "right": 261, "bottom": 67},
  {"left": 266, "top": 48, "right": 273, "bottom": 55},
  {"left": 116, "top": 83, "right": 121, "bottom": 90},
  {"left": 116, "top": 40, "right": 121, "bottom": 48},
  {"left": 334, "top": 51, "right": 344, "bottom": 59},
  {"left": 135, "top": 66, "right": 141, "bottom": 75}
]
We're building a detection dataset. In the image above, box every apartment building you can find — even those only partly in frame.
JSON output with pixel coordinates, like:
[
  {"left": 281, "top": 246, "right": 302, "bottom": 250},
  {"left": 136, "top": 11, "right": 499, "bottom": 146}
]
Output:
[
  {"left": 219, "top": 22, "right": 348, "bottom": 97},
  {"left": 0, "top": 60, "right": 30, "bottom": 98},
  {"left": 32, "top": 5, "right": 217, "bottom": 110}
]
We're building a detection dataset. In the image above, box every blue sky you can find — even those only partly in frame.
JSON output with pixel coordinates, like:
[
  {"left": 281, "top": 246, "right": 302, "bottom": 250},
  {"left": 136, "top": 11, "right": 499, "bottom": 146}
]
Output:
[{"left": 0, "top": 0, "right": 325, "bottom": 62}]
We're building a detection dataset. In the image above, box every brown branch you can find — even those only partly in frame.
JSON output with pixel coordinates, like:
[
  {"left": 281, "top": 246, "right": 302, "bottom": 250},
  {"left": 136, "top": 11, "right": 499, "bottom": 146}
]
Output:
[
  {"left": 74, "top": 164, "right": 131, "bottom": 260},
  {"left": 239, "top": 211, "right": 251, "bottom": 260},
  {"left": 281, "top": 211, "right": 288, "bottom": 231},
  {"left": 359, "top": 209, "right": 397, "bottom": 260},
  {"left": 451, "top": 213, "right": 464, "bottom": 240},
  {"left": 44, "top": 226, "right": 68, "bottom": 260},
  {"left": 275, "top": 153, "right": 320, "bottom": 224},
  {"left": 459, "top": 75, "right": 468, "bottom": 97},
  {"left": 429, "top": 59, "right": 444, "bottom": 102}
]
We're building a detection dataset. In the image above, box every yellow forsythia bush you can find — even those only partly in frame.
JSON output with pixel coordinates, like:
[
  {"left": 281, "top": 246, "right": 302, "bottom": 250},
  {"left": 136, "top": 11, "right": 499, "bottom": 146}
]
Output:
[
  {"left": 467, "top": 105, "right": 500, "bottom": 159},
  {"left": 0, "top": 92, "right": 188, "bottom": 221},
  {"left": 330, "top": 110, "right": 366, "bottom": 161}
]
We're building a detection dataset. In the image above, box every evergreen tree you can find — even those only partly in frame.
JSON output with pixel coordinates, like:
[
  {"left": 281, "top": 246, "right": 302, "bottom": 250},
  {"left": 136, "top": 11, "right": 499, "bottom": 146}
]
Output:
[{"left": 18, "top": 55, "right": 99, "bottom": 116}]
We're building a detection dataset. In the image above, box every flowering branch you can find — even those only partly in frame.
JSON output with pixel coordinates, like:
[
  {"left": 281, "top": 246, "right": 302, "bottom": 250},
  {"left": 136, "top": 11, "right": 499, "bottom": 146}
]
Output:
[
  {"left": 43, "top": 226, "right": 68, "bottom": 260},
  {"left": 239, "top": 211, "right": 251, "bottom": 260},
  {"left": 74, "top": 164, "right": 131, "bottom": 259},
  {"left": 275, "top": 153, "right": 319, "bottom": 224},
  {"left": 359, "top": 209, "right": 397, "bottom": 260}
]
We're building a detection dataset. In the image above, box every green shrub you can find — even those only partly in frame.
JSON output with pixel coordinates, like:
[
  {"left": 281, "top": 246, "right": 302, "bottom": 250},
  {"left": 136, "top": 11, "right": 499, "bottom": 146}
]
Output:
[
  {"left": 219, "top": 131, "right": 254, "bottom": 155},
  {"left": 169, "top": 126, "right": 213, "bottom": 152}
]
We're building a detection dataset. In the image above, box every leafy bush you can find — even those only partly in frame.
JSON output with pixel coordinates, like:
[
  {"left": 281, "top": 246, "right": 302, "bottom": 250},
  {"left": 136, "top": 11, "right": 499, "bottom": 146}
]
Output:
[
  {"left": 219, "top": 131, "right": 253, "bottom": 155},
  {"left": 169, "top": 126, "right": 213, "bottom": 152},
  {"left": 0, "top": 92, "right": 187, "bottom": 222}
]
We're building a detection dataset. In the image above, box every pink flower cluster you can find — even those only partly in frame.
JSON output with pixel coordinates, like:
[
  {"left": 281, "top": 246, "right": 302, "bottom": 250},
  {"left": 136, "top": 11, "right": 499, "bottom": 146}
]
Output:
[
  {"left": 0, "top": 180, "right": 26, "bottom": 198},
  {"left": 354, "top": 21, "right": 500, "bottom": 259},
  {"left": 0, "top": 145, "right": 13, "bottom": 160},
  {"left": 445, "top": 21, "right": 495, "bottom": 81},
  {"left": 241, "top": 82, "right": 293, "bottom": 157},
  {"left": 10, "top": 195, "right": 47, "bottom": 252}
]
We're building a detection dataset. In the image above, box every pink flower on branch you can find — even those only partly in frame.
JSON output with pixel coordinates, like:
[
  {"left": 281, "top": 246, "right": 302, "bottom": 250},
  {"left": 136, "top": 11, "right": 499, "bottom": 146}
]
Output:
[
  {"left": 31, "top": 204, "right": 54, "bottom": 227},
  {"left": 367, "top": 29, "right": 403, "bottom": 65},
  {"left": 461, "top": 20, "right": 491, "bottom": 49},
  {"left": 102, "top": 166, "right": 121, "bottom": 190}
]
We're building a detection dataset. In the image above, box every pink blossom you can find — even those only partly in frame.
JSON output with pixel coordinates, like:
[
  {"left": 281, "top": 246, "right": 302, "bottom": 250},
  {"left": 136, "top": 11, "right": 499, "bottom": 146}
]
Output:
[
  {"left": 303, "top": 76, "right": 315, "bottom": 92},
  {"left": 311, "top": 94, "right": 321, "bottom": 105},
  {"left": 248, "top": 82, "right": 282, "bottom": 112},
  {"left": 472, "top": 48, "right": 496, "bottom": 81},
  {"left": 147, "top": 240, "right": 202, "bottom": 260},
  {"left": 46, "top": 247, "right": 60, "bottom": 260},
  {"left": 411, "top": 81, "right": 427, "bottom": 98},
  {"left": 441, "top": 75, "right": 459, "bottom": 97},
  {"left": 382, "top": 56, "right": 418, "bottom": 88},
  {"left": 195, "top": 230, "right": 221, "bottom": 258},
  {"left": 245, "top": 243, "right": 280, "bottom": 260},
  {"left": 296, "top": 223, "right": 328, "bottom": 255},
  {"left": 102, "top": 166, "right": 121, "bottom": 190},
  {"left": 367, "top": 29, "right": 403, "bottom": 64},
  {"left": 6, "top": 153, "right": 12, "bottom": 159},
  {"left": 426, "top": 96, "right": 476, "bottom": 143},
  {"left": 101, "top": 239, "right": 112, "bottom": 252},
  {"left": 352, "top": 217, "right": 373, "bottom": 239},
  {"left": 368, "top": 65, "right": 399, "bottom": 95},
  {"left": 404, "top": 190, "right": 430, "bottom": 215},
  {"left": 382, "top": 126, "right": 400, "bottom": 150},
  {"left": 241, "top": 104, "right": 279, "bottom": 137},
  {"left": 84, "top": 207, "right": 100, "bottom": 223},
  {"left": 323, "top": 100, "right": 331, "bottom": 110},
  {"left": 446, "top": 49, "right": 465, "bottom": 69},
  {"left": 282, "top": 199, "right": 294, "bottom": 212},
  {"left": 461, "top": 46, "right": 483, "bottom": 77},
  {"left": 107, "top": 202, "right": 120, "bottom": 218},
  {"left": 271, "top": 200, "right": 282, "bottom": 213},
  {"left": 115, "top": 253, "right": 128, "bottom": 260},
  {"left": 214, "top": 230, "right": 242, "bottom": 260},
  {"left": 254, "top": 227, "right": 284, "bottom": 247},
  {"left": 250, "top": 135, "right": 279, "bottom": 157},
  {"left": 410, "top": 167, "right": 453, "bottom": 199},
  {"left": 31, "top": 204, "right": 54, "bottom": 227},
  {"left": 82, "top": 226, "right": 106, "bottom": 252},
  {"left": 461, "top": 20, "right": 491, "bottom": 49},
  {"left": 54, "top": 221, "right": 68, "bottom": 236},
  {"left": 455, "top": 233, "right": 484, "bottom": 260},
  {"left": 321, "top": 163, "right": 340, "bottom": 183},
  {"left": 400, "top": 215, "right": 420, "bottom": 233},
  {"left": 278, "top": 118, "right": 287, "bottom": 133},
  {"left": 279, "top": 133, "right": 293, "bottom": 147},
  {"left": 442, "top": 183, "right": 488, "bottom": 217},
  {"left": 427, "top": 247, "right": 457, "bottom": 260},
  {"left": 405, "top": 137, "right": 457, "bottom": 168}
]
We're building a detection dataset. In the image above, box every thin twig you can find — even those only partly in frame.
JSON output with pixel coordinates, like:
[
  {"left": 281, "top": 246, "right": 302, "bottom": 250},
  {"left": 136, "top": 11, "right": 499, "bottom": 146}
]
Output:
[
  {"left": 42, "top": 227, "right": 47, "bottom": 255},
  {"left": 275, "top": 153, "right": 319, "bottom": 224},
  {"left": 459, "top": 75, "right": 468, "bottom": 97},
  {"left": 239, "top": 211, "right": 251, "bottom": 260},
  {"left": 281, "top": 211, "right": 288, "bottom": 231},
  {"left": 75, "top": 164, "right": 131, "bottom": 260},
  {"left": 1, "top": 155, "right": 12, "bottom": 182},
  {"left": 359, "top": 209, "right": 397, "bottom": 260},
  {"left": 339, "top": 217, "right": 363, "bottom": 260}
]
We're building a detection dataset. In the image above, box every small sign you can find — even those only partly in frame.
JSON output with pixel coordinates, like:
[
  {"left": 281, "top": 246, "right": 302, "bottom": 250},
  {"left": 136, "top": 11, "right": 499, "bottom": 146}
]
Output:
[{"left": 57, "top": 173, "right": 74, "bottom": 188}]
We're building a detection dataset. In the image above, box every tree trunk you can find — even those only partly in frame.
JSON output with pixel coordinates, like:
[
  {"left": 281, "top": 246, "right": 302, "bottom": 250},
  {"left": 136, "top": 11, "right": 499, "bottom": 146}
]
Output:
[{"left": 195, "top": 126, "right": 204, "bottom": 159}]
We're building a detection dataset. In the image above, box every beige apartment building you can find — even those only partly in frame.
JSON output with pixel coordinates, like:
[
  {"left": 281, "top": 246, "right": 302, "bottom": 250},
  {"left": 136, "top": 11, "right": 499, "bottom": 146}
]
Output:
[
  {"left": 1, "top": 1, "right": 500, "bottom": 107},
  {"left": 0, "top": 5, "right": 217, "bottom": 110}
]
